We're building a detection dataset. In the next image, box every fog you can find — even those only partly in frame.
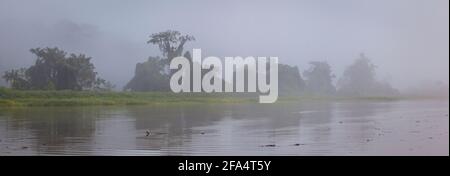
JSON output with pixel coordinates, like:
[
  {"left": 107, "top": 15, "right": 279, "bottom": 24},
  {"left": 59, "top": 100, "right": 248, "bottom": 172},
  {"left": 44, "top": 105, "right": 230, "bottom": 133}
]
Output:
[{"left": 0, "top": 0, "right": 448, "bottom": 93}]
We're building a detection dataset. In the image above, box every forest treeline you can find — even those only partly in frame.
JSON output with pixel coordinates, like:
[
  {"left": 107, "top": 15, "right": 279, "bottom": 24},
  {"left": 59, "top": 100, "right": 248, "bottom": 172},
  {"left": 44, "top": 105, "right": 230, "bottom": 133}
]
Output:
[
  {"left": 2, "top": 48, "right": 114, "bottom": 91},
  {"left": 2, "top": 30, "right": 398, "bottom": 97}
]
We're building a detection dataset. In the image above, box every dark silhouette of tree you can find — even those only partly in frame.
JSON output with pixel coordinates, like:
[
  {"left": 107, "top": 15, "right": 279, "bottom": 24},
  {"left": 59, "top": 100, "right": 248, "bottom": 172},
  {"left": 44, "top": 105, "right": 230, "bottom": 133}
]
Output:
[
  {"left": 337, "top": 53, "right": 398, "bottom": 96},
  {"left": 303, "top": 61, "right": 336, "bottom": 95},
  {"left": 124, "top": 56, "right": 170, "bottom": 91},
  {"left": 2, "top": 68, "right": 30, "bottom": 90},
  {"left": 128, "top": 30, "right": 307, "bottom": 94},
  {"left": 26, "top": 47, "right": 67, "bottom": 90},
  {"left": 147, "top": 30, "right": 195, "bottom": 62},
  {"left": 278, "top": 64, "right": 306, "bottom": 95},
  {"left": 125, "top": 30, "right": 195, "bottom": 91},
  {"left": 3, "top": 47, "right": 112, "bottom": 91}
]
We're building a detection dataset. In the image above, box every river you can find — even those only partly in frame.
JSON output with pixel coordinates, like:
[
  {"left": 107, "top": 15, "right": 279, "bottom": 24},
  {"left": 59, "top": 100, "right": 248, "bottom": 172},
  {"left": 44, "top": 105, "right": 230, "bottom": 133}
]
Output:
[{"left": 0, "top": 99, "right": 448, "bottom": 155}]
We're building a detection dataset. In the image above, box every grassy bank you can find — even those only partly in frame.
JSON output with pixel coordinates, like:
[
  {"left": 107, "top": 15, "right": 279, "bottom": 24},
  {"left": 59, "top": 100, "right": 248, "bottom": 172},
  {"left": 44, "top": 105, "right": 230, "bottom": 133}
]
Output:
[
  {"left": 0, "top": 87, "right": 423, "bottom": 107},
  {"left": 0, "top": 88, "right": 259, "bottom": 107}
]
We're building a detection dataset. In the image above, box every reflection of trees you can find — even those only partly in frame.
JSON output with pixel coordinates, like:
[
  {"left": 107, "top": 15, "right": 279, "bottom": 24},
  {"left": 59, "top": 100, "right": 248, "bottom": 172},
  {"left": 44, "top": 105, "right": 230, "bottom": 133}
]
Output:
[
  {"left": 228, "top": 103, "right": 303, "bottom": 129},
  {"left": 126, "top": 105, "right": 228, "bottom": 152},
  {"left": 126, "top": 104, "right": 315, "bottom": 153},
  {"left": 1, "top": 107, "right": 97, "bottom": 154},
  {"left": 295, "top": 102, "right": 335, "bottom": 146},
  {"left": 337, "top": 101, "right": 392, "bottom": 120},
  {"left": 0, "top": 101, "right": 394, "bottom": 155},
  {"left": 296, "top": 101, "right": 393, "bottom": 153},
  {"left": 297, "top": 102, "right": 335, "bottom": 125},
  {"left": 335, "top": 101, "right": 392, "bottom": 147},
  {"left": 129, "top": 103, "right": 313, "bottom": 154}
]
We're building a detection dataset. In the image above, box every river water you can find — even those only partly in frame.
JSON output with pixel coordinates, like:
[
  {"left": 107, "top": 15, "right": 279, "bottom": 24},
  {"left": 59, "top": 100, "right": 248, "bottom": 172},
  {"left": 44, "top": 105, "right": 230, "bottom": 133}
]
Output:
[{"left": 0, "top": 99, "right": 448, "bottom": 155}]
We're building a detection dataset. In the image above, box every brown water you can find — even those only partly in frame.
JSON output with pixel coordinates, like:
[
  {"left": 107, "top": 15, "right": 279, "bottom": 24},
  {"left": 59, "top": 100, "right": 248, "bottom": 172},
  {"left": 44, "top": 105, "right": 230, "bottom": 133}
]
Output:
[{"left": 0, "top": 99, "right": 448, "bottom": 156}]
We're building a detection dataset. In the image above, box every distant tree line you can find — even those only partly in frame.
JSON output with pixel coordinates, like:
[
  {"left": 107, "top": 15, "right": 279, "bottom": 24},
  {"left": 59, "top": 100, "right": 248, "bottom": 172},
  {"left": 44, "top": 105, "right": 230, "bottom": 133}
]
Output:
[
  {"left": 2, "top": 30, "right": 398, "bottom": 97},
  {"left": 2, "top": 47, "right": 114, "bottom": 91},
  {"left": 124, "top": 30, "right": 398, "bottom": 97}
]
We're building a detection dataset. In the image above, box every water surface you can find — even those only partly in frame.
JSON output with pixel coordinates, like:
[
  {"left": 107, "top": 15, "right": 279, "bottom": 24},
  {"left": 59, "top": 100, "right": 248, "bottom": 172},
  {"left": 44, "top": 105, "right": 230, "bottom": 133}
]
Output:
[{"left": 0, "top": 99, "right": 448, "bottom": 155}]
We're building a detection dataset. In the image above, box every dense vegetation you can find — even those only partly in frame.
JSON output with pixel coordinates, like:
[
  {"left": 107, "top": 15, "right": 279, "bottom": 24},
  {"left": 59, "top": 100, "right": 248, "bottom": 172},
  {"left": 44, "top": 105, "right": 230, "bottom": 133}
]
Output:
[
  {"left": 0, "top": 87, "right": 406, "bottom": 107},
  {"left": 123, "top": 30, "right": 398, "bottom": 96},
  {"left": 337, "top": 54, "right": 399, "bottom": 96},
  {"left": 303, "top": 61, "right": 336, "bottom": 95},
  {"left": 1, "top": 30, "right": 401, "bottom": 107},
  {"left": 2, "top": 47, "right": 113, "bottom": 91}
]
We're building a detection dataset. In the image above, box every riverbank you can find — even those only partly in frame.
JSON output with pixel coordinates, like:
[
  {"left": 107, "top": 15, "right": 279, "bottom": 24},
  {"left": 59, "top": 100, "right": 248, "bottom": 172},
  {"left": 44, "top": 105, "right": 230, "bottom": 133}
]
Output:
[
  {"left": 0, "top": 88, "right": 441, "bottom": 107},
  {"left": 0, "top": 88, "right": 258, "bottom": 107}
]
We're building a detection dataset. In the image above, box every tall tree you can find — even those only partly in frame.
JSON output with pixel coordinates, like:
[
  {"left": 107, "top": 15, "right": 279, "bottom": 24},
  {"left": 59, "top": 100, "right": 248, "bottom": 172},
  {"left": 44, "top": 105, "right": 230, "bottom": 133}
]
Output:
[
  {"left": 147, "top": 30, "right": 195, "bottom": 62},
  {"left": 27, "top": 47, "right": 67, "bottom": 89},
  {"left": 303, "top": 61, "right": 336, "bottom": 95},
  {"left": 278, "top": 64, "right": 306, "bottom": 94},
  {"left": 65, "top": 53, "right": 97, "bottom": 90},
  {"left": 337, "top": 53, "right": 398, "bottom": 96},
  {"left": 125, "top": 30, "right": 195, "bottom": 91}
]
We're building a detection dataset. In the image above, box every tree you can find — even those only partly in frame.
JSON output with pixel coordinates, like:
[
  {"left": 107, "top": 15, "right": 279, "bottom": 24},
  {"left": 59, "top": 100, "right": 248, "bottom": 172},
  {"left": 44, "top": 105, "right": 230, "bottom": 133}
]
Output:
[
  {"left": 3, "top": 47, "right": 109, "bottom": 91},
  {"left": 66, "top": 53, "right": 97, "bottom": 90},
  {"left": 278, "top": 64, "right": 306, "bottom": 94},
  {"left": 26, "top": 47, "right": 67, "bottom": 90},
  {"left": 303, "top": 61, "right": 336, "bottom": 95},
  {"left": 337, "top": 53, "right": 398, "bottom": 96},
  {"left": 2, "top": 68, "right": 30, "bottom": 90},
  {"left": 147, "top": 30, "right": 195, "bottom": 62},
  {"left": 227, "top": 62, "right": 305, "bottom": 95},
  {"left": 124, "top": 56, "right": 170, "bottom": 91},
  {"left": 94, "top": 78, "right": 116, "bottom": 91},
  {"left": 125, "top": 30, "right": 195, "bottom": 91}
]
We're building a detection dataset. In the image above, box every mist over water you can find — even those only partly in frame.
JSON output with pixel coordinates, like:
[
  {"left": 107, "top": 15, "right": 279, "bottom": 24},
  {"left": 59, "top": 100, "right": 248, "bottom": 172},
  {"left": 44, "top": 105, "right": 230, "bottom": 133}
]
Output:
[
  {"left": 0, "top": 100, "right": 448, "bottom": 155},
  {"left": 0, "top": 0, "right": 448, "bottom": 157},
  {"left": 0, "top": 0, "right": 448, "bottom": 94}
]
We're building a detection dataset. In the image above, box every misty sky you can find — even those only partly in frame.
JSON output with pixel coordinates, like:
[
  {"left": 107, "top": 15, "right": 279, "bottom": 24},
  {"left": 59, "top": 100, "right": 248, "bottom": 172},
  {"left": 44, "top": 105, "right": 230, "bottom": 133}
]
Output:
[{"left": 0, "top": 0, "right": 448, "bottom": 90}]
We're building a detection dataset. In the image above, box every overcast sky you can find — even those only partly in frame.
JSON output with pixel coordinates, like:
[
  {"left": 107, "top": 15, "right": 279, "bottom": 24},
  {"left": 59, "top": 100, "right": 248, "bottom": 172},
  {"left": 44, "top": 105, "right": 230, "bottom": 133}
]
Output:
[{"left": 0, "top": 0, "right": 448, "bottom": 90}]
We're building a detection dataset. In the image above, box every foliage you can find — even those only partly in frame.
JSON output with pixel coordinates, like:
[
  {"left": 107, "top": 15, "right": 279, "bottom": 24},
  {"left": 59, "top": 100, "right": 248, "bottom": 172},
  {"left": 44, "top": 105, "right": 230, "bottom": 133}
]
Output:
[
  {"left": 147, "top": 30, "right": 195, "bottom": 61},
  {"left": 126, "top": 30, "right": 195, "bottom": 91},
  {"left": 303, "top": 61, "right": 336, "bottom": 95},
  {"left": 337, "top": 53, "right": 398, "bottom": 96},
  {"left": 2, "top": 68, "right": 30, "bottom": 90},
  {"left": 278, "top": 64, "right": 306, "bottom": 94},
  {"left": 124, "top": 56, "right": 170, "bottom": 91},
  {"left": 2, "top": 47, "right": 112, "bottom": 91}
]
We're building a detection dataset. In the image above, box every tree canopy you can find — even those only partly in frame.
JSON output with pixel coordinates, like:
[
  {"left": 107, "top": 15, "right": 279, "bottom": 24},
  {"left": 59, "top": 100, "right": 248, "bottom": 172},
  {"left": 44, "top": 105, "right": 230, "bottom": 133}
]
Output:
[
  {"left": 126, "top": 30, "right": 195, "bottom": 91},
  {"left": 337, "top": 53, "right": 398, "bottom": 96},
  {"left": 303, "top": 61, "right": 336, "bottom": 95},
  {"left": 2, "top": 47, "right": 112, "bottom": 91},
  {"left": 278, "top": 64, "right": 306, "bottom": 94},
  {"left": 124, "top": 56, "right": 169, "bottom": 91},
  {"left": 147, "top": 30, "right": 195, "bottom": 62}
]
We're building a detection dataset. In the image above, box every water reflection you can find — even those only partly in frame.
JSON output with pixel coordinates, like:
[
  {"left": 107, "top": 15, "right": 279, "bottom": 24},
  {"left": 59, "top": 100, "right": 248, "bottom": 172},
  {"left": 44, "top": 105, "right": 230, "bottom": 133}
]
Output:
[{"left": 0, "top": 100, "right": 448, "bottom": 155}]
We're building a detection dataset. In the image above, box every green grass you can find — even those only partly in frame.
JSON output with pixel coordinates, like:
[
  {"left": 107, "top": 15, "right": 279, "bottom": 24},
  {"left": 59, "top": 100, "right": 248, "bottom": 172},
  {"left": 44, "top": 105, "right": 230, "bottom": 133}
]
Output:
[
  {"left": 0, "top": 87, "right": 259, "bottom": 107},
  {"left": 0, "top": 87, "right": 415, "bottom": 107}
]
